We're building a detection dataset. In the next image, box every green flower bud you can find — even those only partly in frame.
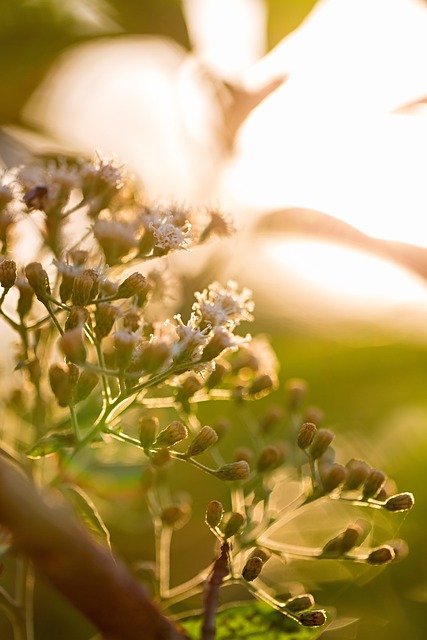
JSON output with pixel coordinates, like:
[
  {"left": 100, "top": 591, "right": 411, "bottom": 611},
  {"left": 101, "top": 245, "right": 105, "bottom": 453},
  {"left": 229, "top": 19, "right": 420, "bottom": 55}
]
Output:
[
  {"left": 215, "top": 461, "right": 250, "bottom": 481},
  {"left": 297, "top": 422, "right": 317, "bottom": 450},
  {"left": 154, "top": 421, "right": 188, "bottom": 448},
  {"left": 309, "top": 429, "right": 335, "bottom": 459},
  {"left": 363, "top": 469, "right": 387, "bottom": 499},
  {"left": 223, "top": 512, "right": 245, "bottom": 539},
  {"left": 139, "top": 416, "right": 159, "bottom": 450}
]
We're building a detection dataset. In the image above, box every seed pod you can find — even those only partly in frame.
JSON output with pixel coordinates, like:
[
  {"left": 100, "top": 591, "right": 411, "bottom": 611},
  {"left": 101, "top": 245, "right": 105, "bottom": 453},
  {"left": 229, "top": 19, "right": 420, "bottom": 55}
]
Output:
[
  {"left": 367, "top": 545, "right": 395, "bottom": 565},
  {"left": 186, "top": 426, "right": 218, "bottom": 457},
  {"left": 223, "top": 512, "right": 245, "bottom": 538},
  {"left": 297, "top": 422, "right": 317, "bottom": 450},
  {"left": 0, "top": 259, "right": 16, "bottom": 291},
  {"left": 383, "top": 492, "right": 414, "bottom": 512},
  {"left": 215, "top": 461, "right": 250, "bottom": 481},
  {"left": 139, "top": 416, "right": 159, "bottom": 449},
  {"left": 257, "top": 445, "right": 280, "bottom": 472},
  {"left": 25, "top": 262, "right": 50, "bottom": 301},
  {"left": 73, "top": 369, "right": 99, "bottom": 403},
  {"left": 154, "top": 421, "right": 188, "bottom": 447},
  {"left": 299, "top": 610, "right": 327, "bottom": 627},
  {"left": 362, "top": 469, "right": 387, "bottom": 499},
  {"left": 242, "top": 556, "right": 263, "bottom": 581},
  {"left": 285, "top": 594, "right": 315, "bottom": 613},
  {"left": 205, "top": 500, "right": 224, "bottom": 528},
  {"left": 95, "top": 302, "right": 119, "bottom": 339},
  {"left": 344, "top": 458, "right": 370, "bottom": 491}
]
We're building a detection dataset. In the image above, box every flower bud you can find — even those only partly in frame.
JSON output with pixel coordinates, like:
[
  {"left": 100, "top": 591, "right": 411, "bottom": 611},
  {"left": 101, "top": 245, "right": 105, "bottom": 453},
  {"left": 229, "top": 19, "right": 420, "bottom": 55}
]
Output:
[
  {"left": 383, "top": 492, "right": 414, "bottom": 512},
  {"left": 206, "top": 362, "right": 230, "bottom": 389},
  {"left": 309, "top": 429, "right": 335, "bottom": 459},
  {"left": 117, "top": 272, "right": 149, "bottom": 299},
  {"left": 154, "top": 421, "right": 188, "bottom": 447},
  {"left": 257, "top": 445, "right": 280, "bottom": 472},
  {"left": 25, "top": 262, "right": 50, "bottom": 301},
  {"left": 16, "top": 276, "right": 34, "bottom": 319},
  {"left": 122, "top": 311, "right": 141, "bottom": 332},
  {"left": 223, "top": 512, "right": 245, "bottom": 538},
  {"left": 248, "top": 374, "right": 275, "bottom": 397},
  {"left": 344, "top": 459, "right": 370, "bottom": 491},
  {"left": 212, "top": 417, "right": 231, "bottom": 441},
  {"left": 205, "top": 500, "right": 224, "bottom": 528},
  {"left": 259, "top": 405, "right": 283, "bottom": 434},
  {"left": 242, "top": 556, "right": 263, "bottom": 581},
  {"left": 177, "top": 376, "right": 203, "bottom": 400},
  {"left": 160, "top": 503, "right": 191, "bottom": 529},
  {"left": 95, "top": 303, "right": 119, "bottom": 339},
  {"left": 303, "top": 406, "right": 325, "bottom": 425},
  {"left": 320, "top": 463, "right": 348, "bottom": 493},
  {"left": 69, "top": 249, "right": 89, "bottom": 267},
  {"left": 114, "top": 331, "right": 138, "bottom": 370},
  {"left": 387, "top": 538, "right": 409, "bottom": 561},
  {"left": 0, "top": 259, "right": 16, "bottom": 291},
  {"left": 285, "top": 594, "right": 315, "bottom": 613},
  {"left": 362, "top": 469, "right": 387, "bottom": 499},
  {"left": 72, "top": 269, "right": 99, "bottom": 306},
  {"left": 299, "top": 610, "right": 326, "bottom": 627},
  {"left": 321, "top": 523, "right": 364, "bottom": 558},
  {"left": 367, "top": 545, "right": 395, "bottom": 565},
  {"left": 65, "top": 306, "right": 90, "bottom": 331},
  {"left": 233, "top": 447, "right": 253, "bottom": 465},
  {"left": 73, "top": 369, "right": 99, "bottom": 403},
  {"left": 297, "top": 422, "right": 317, "bottom": 450},
  {"left": 139, "top": 416, "right": 159, "bottom": 450},
  {"left": 186, "top": 426, "right": 218, "bottom": 457},
  {"left": 133, "top": 341, "right": 171, "bottom": 373},
  {"left": 285, "top": 378, "right": 307, "bottom": 411},
  {"left": 150, "top": 448, "right": 171, "bottom": 467},
  {"left": 249, "top": 547, "right": 271, "bottom": 564},
  {"left": 59, "top": 327, "right": 87, "bottom": 363},
  {"left": 49, "top": 364, "right": 73, "bottom": 407},
  {"left": 215, "top": 461, "right": 250, "bottom": 481}
]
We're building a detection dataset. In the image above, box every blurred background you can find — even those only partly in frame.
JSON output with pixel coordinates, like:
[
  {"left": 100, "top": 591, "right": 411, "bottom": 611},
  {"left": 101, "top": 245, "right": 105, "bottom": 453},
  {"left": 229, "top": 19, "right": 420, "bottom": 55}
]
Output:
[{"left": 2, "top": 0, "right": 427, "bottom": 638}]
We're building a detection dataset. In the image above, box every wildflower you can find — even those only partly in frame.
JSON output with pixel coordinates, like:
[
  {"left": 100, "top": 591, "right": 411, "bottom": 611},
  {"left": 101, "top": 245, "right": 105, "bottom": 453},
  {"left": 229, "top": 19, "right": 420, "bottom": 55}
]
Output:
[
  {"left": 193, "top": 281, "right": 254, "bottom": 329},
  {"left": 202, "top": 326, "right": 248, "bottom": 362},
  {"left": 71, "top": 269, "right": 99, "bottom": 306},
  {"left": 199, "top": 208, "right": 234, "bottom": 243},
  {"left": 172, "top": 314, "right": 210, "bottom": 363},
  {"left": 150, "top": 212, "right": 192, "bottom": 252},
  {"left": 185, "top": 426, "right": 218, "bottom": 458}
]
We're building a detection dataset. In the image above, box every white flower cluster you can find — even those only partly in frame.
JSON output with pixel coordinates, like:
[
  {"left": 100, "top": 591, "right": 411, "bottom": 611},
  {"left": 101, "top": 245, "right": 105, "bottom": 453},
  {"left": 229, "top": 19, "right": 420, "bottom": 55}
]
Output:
[{"left": 193, "top": 280, "right": 254, "bottom": 329}]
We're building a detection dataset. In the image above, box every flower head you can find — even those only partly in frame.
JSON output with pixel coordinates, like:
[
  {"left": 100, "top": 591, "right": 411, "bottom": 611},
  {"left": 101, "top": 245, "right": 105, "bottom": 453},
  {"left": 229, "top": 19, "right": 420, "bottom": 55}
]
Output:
[{"left": 193, "top": 281, "right": 254, "bottom": 329}]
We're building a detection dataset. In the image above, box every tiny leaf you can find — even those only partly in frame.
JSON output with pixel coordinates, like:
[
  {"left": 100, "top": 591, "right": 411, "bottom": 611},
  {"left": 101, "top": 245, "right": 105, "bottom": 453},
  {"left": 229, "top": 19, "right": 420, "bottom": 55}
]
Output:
[
  {"left": 59, "top": 484, "right": 111, "bottom": 551},
  {"left": 26, "top": 430, "right": 75, "bottom": 459}
]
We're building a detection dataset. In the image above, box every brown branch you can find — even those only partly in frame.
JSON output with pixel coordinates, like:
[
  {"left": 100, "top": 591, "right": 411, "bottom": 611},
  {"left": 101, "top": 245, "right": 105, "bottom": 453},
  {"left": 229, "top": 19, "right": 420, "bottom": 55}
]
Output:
[
  {"left": 201, "top": 542, "right": 230, "bottom": 640},
  {"left": 0, "top": 455, "right": 186, "bottom": 640}
]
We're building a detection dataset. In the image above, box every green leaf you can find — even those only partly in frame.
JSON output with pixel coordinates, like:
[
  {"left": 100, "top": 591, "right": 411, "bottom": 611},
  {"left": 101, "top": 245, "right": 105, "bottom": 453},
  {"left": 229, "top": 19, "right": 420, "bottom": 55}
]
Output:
[
  {"left": 26, "top": 430, "right": 75, "bottom": 459},
  {"left": 59, "top": 484, "right": 111, "bottom": 551},
  {"left": 180, "top": 602, "right": 327, "bottom": 640}
]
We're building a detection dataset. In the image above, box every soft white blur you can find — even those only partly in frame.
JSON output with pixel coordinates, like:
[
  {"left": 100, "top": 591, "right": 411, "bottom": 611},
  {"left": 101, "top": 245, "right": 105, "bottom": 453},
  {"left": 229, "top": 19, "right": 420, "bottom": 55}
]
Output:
[{"left": 20, "top": 0, "right": 427, "bottom": 331}]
